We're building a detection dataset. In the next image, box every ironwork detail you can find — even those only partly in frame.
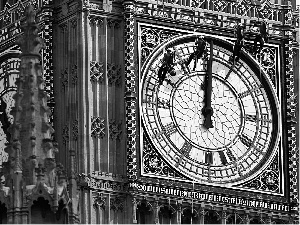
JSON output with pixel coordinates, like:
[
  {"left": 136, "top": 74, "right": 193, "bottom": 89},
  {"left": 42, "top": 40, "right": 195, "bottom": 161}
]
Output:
[
  {"left": 143, "top": 135, "right": 185, "bottom": 180},
  {"left": 238, "top": 153, "right": 280, "bottom": 193},
  {"left": 140, "top": 27, "right": 180, "bottom": 66},
  {"left": 243, "top": 44, "right": 277, "bottom": 87}
]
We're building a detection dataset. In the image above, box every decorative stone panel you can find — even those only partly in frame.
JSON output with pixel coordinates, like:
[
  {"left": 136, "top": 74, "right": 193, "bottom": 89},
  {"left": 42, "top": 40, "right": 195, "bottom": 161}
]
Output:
[
  {"left": 93, "top": 193, "right": 106, "bottom": 210},
  {"left": 124, "top": 1, "right": 138, "bottom": 180},
  {"left": 107, "top": 19, "right": 121, "bottom": 28},
  {"left": 107, "top": 63, "right": 121, "bottom": 86},
  {"left": 91, "top": 117, "right": 105, "bottom": 139},
  {"left": 90, "top": 61, "right": 104, "bottom": 83},
  {"left": 61, "top": 68, "right": 68, "bottom": 90},
  {"left": 62, "top": 124, "right": 69, "bottom": 145},
  {"left": 110, "top": 196, "right": 124, "bottom": 212},
  {"left": 71, "top": 64, "right": 78, "bottom": 85},
  {"left": 284, "top": 0, "right": 299, "bottom": 206},
  {"left": 109, "top": 120, "right": 122, "bottom": 140},
  {"left": 72, "top": 119, "right": 78, "bottom": 141}
]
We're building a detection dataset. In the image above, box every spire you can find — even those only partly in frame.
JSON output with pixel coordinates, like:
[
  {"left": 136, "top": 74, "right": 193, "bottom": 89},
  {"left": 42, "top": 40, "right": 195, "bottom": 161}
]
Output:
[
  {"left": 16, "top": 3, "right": 44, "bottom": 57},
  {"left": 4, "top": 3, "right": 56, "bottom": 187}
]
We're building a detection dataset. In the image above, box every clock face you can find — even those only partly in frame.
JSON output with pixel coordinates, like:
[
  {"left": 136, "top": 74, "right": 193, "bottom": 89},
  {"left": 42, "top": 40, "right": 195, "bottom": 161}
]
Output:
[{"left": 141, "top": 35, "right": 279, "bottom": 185}]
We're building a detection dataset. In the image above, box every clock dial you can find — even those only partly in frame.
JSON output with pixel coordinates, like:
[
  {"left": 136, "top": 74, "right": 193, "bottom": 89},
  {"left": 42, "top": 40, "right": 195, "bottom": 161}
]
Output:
[{"left": 141, "top": 35, "right": 279, "bottom": 185}]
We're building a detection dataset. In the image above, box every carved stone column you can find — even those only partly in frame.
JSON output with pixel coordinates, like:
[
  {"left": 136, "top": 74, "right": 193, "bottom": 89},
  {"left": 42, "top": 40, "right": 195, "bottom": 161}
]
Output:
[
  {"left": 132, "top": 197, "right": 138, "bottom": 224},
  {"left": 243, "top": 213, "right": 251, "bottom": 224},
  {"left": 153, "top": 199, "right": 160, "bottom": 224},
  {"left": 176, "top": 200, "right": 182, "bottom": 224},
  {"left": 199, "top": 207, "right": 205, "bottom": 224},
  {"left": 221, "top": 208, "right": 227, "bottom": 224},
  {"left": 265, "top": 214, "right": 272, "bottom": 224}
]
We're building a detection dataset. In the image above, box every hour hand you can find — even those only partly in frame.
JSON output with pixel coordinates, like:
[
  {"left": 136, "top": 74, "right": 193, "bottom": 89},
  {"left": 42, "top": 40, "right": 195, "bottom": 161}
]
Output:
[
  {"left": 202, "top": 40, "right": 214, "bottom": 129},
  {"left": 202, "top": 107, "right": 214, "bottom": 129}
]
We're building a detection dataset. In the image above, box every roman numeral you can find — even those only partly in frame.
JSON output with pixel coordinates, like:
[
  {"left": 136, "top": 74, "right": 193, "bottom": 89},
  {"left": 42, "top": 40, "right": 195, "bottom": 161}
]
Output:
[
  {"left": 244, "top": 114, "right": 257, "bottom": 122},
  {"left": 157, "top": 98, "right": 170, "bottom": 109},
  {"left": 226, "top": 148, "right": 236, "bottom": 161},
  {"left": 205, "top": 151, "right": 213, "bottom": 165},
  {"left": 152, "top": 128, "right": 164, "bottom": 141},
  {"left": 162, "top": 122, "right": 177, "bottom": 137},
  {"left": 180, "top": 141, "right": 193, "bottom": 156},
  {"left": 260, "top": 113, "right": 272, "bottom": 125},
  {"left": 239, "top": 134, "right": 253, "bottom": 148},
  {"left": 238, "top": 85, "right": 261, "bottom": 99},
  {"left": 218, "top": 151, "right": 228, "bottom": 165}
]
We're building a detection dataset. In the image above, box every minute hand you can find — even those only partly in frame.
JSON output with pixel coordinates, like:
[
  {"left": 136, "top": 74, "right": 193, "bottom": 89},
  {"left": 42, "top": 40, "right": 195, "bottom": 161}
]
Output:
[{"left": 202, "top": 40, "right": 214, "bottom": 129}]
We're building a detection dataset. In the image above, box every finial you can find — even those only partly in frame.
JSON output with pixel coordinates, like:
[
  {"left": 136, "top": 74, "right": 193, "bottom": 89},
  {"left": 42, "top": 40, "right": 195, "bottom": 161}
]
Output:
[
  {"left": 25, "top": 4, "right": 36, "bottom": 24},
  {"left": 16, "top": 3, "right": 44, "bottom": 57}
]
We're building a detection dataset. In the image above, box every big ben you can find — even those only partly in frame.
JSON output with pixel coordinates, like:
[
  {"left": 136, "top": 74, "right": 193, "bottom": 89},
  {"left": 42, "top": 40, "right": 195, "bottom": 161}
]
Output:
[{"left": 0, "top": 0, "right": 298, "bottom": 224}]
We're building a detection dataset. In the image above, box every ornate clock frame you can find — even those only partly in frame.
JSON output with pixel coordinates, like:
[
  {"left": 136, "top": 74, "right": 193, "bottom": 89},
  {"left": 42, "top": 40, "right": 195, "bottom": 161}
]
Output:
[{"left": 133, "top": 21, "right": 296, "bottom": 208}]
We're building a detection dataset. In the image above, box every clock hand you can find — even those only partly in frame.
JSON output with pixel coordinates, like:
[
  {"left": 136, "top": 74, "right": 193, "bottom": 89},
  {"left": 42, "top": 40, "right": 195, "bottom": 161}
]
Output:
[
  {"left": 225, "top": 64, "right": 234, "bottom": 80},
  {"left": 202, "top": 40, "right": 214, "bottom": 129}
]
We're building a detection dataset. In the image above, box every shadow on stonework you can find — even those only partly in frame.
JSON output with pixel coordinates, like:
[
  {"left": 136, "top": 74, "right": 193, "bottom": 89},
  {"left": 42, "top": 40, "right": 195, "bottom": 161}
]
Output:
[{"left": 0, "top": 202, "right": 7, "bottom": 224}]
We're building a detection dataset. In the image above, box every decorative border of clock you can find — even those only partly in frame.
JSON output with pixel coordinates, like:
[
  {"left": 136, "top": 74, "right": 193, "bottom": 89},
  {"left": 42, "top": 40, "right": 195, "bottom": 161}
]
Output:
[{"left": 139, "top": 23, "right": 284, "bottom": 195}]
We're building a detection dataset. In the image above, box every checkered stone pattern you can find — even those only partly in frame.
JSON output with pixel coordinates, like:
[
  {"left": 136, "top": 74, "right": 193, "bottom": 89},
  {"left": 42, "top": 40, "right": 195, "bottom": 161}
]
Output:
[
  {"left": 124, "top": 2, "right": 137, "bottom": 180},
  {"left": 284, "top": 2, "right": 299, "bottom": 205},
  {"left": 41, "top": 10, "right": 55, "bottom": 127}
]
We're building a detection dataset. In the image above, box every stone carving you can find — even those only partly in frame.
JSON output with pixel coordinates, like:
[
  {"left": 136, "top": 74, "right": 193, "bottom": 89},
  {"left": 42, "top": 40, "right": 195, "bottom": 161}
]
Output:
[
  {"left": 70, "top": 19, "right": 77, "bottom": 29},
  {"left": 90, "top": 61, "right": 104, "bottom": 82},
  {"left": 16, "top": 4, "right": 45, "bottom": 56},
  {"left": 143, "top": 135, "right": 185, "bottom": 180},
  {"left": 107, "top": 63, "right": 121, "bottom": 86},
  {"left": 16, "top": 1, "right": 25, "bottom": 18},
  {"left": 110, "top": 196, "right": 124, "bottom": 212},
  {"left": 109, "top": 120, "right": 122, "bottom": 140},
  {"left": 61, "top": 68, "right": 68, "bottom": 90},
  {"left": 93, "top": 193, "right": 106, "bottom": 210},
  {"left": 62, "top": 125, "right": 69, "bottom": 145},
  {"left": 3, "top": 7, "right": 11, "bottom": 25},
  {"left": 35, "top": 163, "right": 46, "bottom": 183},
  {"left": 239, "top": 154, "right": 280, "bottom": 193},
  {"left": 91, "top": 117, "right": 105, "bottom": 139},
  {"left": 107, "top": 19, "right": 121, "bottom": 28},
  {"left": 89, "top": 16, "right": 104, "bottom": 26},
  {"left": 72, "top": 119, "right": 79, "bottom": 141},
  {"left": 71, "top": 64, "right": 78, "bottom": 85},
  {"left": 59, "top": 23, "right": 68, "bottom": 33}
]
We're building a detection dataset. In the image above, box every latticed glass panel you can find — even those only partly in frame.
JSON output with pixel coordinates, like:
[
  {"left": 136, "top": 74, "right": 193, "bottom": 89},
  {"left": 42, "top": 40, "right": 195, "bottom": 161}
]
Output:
[{"left": 0, "top": 57, "right": 20, "bottom": 167}]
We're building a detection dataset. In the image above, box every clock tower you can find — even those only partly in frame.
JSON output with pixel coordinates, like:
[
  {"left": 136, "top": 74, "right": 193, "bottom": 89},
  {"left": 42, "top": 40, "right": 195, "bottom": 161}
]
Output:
[{"left": 0, "top": 0, "right": 298, "bottom": 224}]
